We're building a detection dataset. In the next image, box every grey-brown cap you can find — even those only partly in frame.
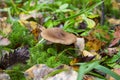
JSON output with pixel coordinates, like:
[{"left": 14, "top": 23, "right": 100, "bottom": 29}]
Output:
[{"left": 41, "top": 28, "right": 76, "bottom": 45}]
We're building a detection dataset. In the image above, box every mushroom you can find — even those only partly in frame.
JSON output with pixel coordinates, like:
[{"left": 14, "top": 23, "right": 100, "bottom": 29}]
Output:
[
  {"left": 41, "top": 27, "right": 77, "bottom": 45},
  {"left": 40, "top": 27, "right": 85, "bottom": 55}
]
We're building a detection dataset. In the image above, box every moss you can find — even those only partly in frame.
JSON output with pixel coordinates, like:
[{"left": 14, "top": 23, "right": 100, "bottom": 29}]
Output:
[
  {"left": 7, "top": 64, "right": 27, "bottom": 80},
  {"left": 46, "top": 56, "right": 61, "bottom": 67},
  {"left": 8, "top": 72, "right": 25, "bottom": 80},
  {"left": 8, "top": 21, "right": 36, "bottom": 49},
  {"left": 28, "top": 43, "right": 73, "bottom": 68}
]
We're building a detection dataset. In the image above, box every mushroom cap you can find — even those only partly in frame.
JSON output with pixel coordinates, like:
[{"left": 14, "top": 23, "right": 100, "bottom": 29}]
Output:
[{"left": 41, "top": 28, "right": 76, "bottom": 45}]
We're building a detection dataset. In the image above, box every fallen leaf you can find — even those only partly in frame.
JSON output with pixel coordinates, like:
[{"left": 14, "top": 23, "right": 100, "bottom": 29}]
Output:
[
  {"left": 0, "top": 72, "right": 10, "bottom": 80},
  {"left": 107, "top": 68, "right": 120, "bottom": 80},
  {"left": 83, "top": 75, "right": 95, "bottom": 80},
  {"left": 83, "top": 50, "right": 94, "bottom": 57},
  {"left": 24, "top": 64, "right": 54, "bottom": 80},
  {"left": 19, "top": 20, "right": 37, "bottom": 30},
  {"left": 47, "top": 70, "right": 78, "bottom": 80},
  {"left": 108, "top": 18, "right": 120, "bottom": 25},
  {"left": 19, "top": 20, "right": 41, "bottom": 40},
  {"left": 85, "top": 28, "right": 107, "bottom": 51},
  {"left": 81, "top": 14, "right": 96, "bottom": 29},
  {"left": 0, "top": 35, "right": 10, "bottom": 46},
  {"left": 25, "top": 64, "right": 73, "bottom": 80},
  {"left": 70, "top": 56, "right": 95, "bottom": 71},
  {"left": 0, "top": 17, "right": 12, "bottom": 35},
  {"left": 86, "top": 39, "right": 104, "bottom": 51},
  {"left": 0, "top": 46, "right": 29, "bottom": 69},
  {"left": 19, "top": 10, "right": 43, "bottom": 22},
  {"left": 107, "top": 47, "right": 118, "bottom": 56},
  {"left": 0, "top": 1, "right": 7, "bottom": 17},
  {"left": 112, "top": 0, "right": 120, "bottom": 10},
  {"left": 70, "top": 58, "right": 79, "bottom": 71},
  {"left": 82, "top": 50, "right": 101, "bottom": 59},
  {"left": 109, "top": 26, "right": 120, "bottom": 47}
]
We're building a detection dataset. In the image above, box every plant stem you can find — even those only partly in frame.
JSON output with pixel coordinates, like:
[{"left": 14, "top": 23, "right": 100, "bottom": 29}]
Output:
[
  {"left": 10, "top": 0, "right": 19, "bottom": 15},
  {"left": 100, "top": 0, "right": 105, "bottom": 25}
]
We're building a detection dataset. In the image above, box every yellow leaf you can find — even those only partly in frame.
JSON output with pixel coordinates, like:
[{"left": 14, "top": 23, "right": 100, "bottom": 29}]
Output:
[
  {"left": 85, "top": 18, "right": 96, "bottom": 29},
  {"left": 70, "top": 58, "right": 79, "bottom": 71},
  {"left": 112, "top": 0, "right": 120, "bottom": 10},
  {"left": 82, "top": 50, "right": 94, "bottom": 57},
  {"left": 70, "top": 58, "right": 79, "bottom": 66},
  {"left": 19, "top": 20, "right": 37, "bottom": 30},
  {"left": 85, "top": 28, "right": 106, "bottom": 51},
  {"left": 81, "top": 14, "right": 95, "bottom": 29},
  {"left": 82, "top": 50, "right": 101, "bottom": 59},
  {"left": 86, "top": 39, "right": 103, "bottom": 51},
  {"left": 19, "top": 20, "right": 41, "bottom": 40},
  {"left": 108, "top": 18, "right": 120, "bottom": 25}
]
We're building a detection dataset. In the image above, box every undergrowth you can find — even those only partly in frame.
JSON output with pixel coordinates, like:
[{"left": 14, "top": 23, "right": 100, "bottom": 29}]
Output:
[
  {"left": 1, "top": 0, "right": 120, "bottom": 80},
  {"left": 8, "top": 22, "right": 36, "bottom": 49},
  {"left": 28, "top": 43, "right": 76, "bottom": 68}
]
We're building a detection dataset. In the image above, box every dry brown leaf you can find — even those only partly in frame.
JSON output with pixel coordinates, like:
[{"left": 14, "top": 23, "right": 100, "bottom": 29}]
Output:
[
  {"left": 85, "top": 29, "right": 107, "bottom": 51},
  {"left": 70, "top": 58, "right": 79, "bottom": 71},
  {"left": 47, "top": 70, "right": 78, "bottom": 80},
  {"left": 0, "top": 17, "right": 12, "bottom": 35},
  {"left": 19, "top": 11, "right": 43, "bottom": 21},
  {"left": 0, "top": 72, "right": 10, "bottom": 80},
  {"left": 83, "top": 75, "right": 95, "bottom": 80},
  {"left": 86, "top": 39, "right": 104, "bottom": 51},
  {"left": 112, "top": 0, "right": 120, "bottom": 10},
  {"left": 24, "top": 64, "right": 54, "bottom": 80},
  {"left": 25, "top": 64, "right": 74, "bottom": 80},
  {"left": 82, "top": 50, "right": 101, "bottom": 59},
  {"left": 83, "top": 50, "right": 94, "bottom": 57},
  {"left": 0, "top": 35, "right": 10, "bottom": 46},
  {"left": 107, "top": 68, "right": 120, "bottom": 80},
  {"left": 109, "top": 26, "right": 120, "bottom": 47},
  {"left": 107, "top": 47, "right": 118, "bottom": 56},
  {"left": 19, "top": 20, "right": 37, "bottom": 30},
  {"left": 108, "top": 18, "right": 120, "bottom": 25},
  {"left": 19, "top": 20, "right": 41, "bottom": 40}
]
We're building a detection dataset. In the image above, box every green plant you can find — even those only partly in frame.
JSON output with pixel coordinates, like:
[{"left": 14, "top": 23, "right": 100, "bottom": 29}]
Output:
[
  {"left": 28, "top": 43, "right": 75, "bottom": 68},
  {"left": 77, "top": 60, "right": 120, "bottom": 80},
  {"left": 8, "top": 21, "right": 35, "bottom": 48},
  {"left": 6, "top": 64, "right": 26, "bottom": 80}
]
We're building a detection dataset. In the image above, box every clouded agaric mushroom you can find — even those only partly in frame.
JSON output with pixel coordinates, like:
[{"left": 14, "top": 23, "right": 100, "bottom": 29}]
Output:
[{"left": 41, "top": 28, "right": 76, "bottom": 45}]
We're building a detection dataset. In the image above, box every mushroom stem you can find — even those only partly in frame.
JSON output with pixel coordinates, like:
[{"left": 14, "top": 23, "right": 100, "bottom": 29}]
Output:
[
  {"left": 36, "top": 38, "right": 45, "bottom": 46},
  {"left": 74, "top": 38, "right": 85, "bottom": 55}
]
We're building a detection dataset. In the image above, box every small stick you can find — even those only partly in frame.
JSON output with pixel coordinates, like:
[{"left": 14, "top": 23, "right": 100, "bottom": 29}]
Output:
[{"left": 100, "top": 0, "right": 105, "bottom": 25}]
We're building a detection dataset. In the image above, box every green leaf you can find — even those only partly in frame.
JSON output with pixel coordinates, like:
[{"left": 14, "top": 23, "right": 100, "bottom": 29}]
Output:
[
  {"left": 95, "top": 65, "right": 120, "bottom": 80},
  {"left": 77, "top": 61, "right": 120, "bottom": 80},
  {"left": 105, "top": 51, "right": 120, "bottom": 64},
  {"left": 59, "top": 4, "right": 69, "bottom": 10},
  {"left": 56, "top": 1, "right": 103, "bottom": 22},
  {"left": 77, "top": 61, "right": 99, "bottom": 80},
  {"left": 47, "top": 48, "right": 57, "bottom": 55},
  {"left": 81, "top": 14, "right": 95, "bottom": 29},
  {"left": 88, "top": 14, "right": 99, "bottom": 19}
]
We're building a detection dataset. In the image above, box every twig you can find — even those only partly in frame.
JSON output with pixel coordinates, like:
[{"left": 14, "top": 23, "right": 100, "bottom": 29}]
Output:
[{"left": 100, "top": 0, "right": 105, "bottom": 25}]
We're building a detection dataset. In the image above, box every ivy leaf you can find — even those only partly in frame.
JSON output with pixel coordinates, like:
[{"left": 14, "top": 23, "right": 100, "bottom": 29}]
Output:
[
  {"left": 81, "top": 14, "right": 95, "bottom": 29},
  {"left": 85, "top": 18, "right": 95, "bottom": 29}
]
